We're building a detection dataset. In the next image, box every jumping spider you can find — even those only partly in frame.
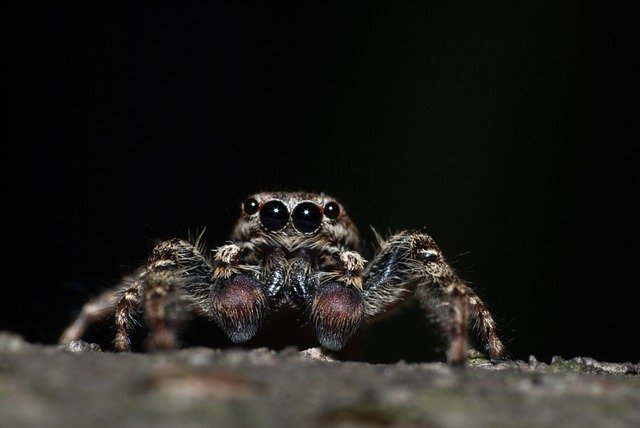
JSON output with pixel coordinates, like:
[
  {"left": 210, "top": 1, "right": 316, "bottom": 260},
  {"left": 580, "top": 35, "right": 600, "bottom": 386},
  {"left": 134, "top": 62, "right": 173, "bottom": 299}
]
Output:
[{"left": 60, "top": 191, "right": 505, "bottom": 364}]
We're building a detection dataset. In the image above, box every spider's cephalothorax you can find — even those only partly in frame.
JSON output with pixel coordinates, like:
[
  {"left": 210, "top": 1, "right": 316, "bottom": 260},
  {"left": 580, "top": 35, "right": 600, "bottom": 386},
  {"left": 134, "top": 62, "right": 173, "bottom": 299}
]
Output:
[{"left": 60, "top": 191, "right": 505, "bottom": 364}]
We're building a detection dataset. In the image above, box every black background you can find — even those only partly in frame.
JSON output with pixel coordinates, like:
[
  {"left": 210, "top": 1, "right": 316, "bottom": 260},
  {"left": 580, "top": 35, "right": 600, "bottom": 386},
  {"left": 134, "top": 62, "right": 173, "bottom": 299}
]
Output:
[{"left": 6, "top": 3, "right": 638, "bottom": 363}]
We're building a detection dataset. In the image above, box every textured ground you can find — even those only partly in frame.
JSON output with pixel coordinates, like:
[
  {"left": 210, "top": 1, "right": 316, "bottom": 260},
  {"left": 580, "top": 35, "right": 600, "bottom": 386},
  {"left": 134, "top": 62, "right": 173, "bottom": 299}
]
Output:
[{"left": 0, "top": 332, "right": 638, "bottom": 428}]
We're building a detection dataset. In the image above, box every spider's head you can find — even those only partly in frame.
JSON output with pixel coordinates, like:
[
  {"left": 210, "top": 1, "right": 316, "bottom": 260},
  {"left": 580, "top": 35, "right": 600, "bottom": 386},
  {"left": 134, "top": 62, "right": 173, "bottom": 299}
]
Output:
[{"left": 232, "top": 191, "right": 360, "bottom": 249}]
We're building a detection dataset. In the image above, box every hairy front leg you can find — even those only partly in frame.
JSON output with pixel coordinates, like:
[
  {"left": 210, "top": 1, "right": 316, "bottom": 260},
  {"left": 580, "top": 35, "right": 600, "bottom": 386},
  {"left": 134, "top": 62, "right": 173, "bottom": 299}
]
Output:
[
  {"left": 362, "top": 231, "right": 505, "bottom": 364},
  {"left": 209, "top": 243, "right": 268, "bottom": 343},
  {"left": 306, "top": 249, "right": 366, "bottom": 350}
]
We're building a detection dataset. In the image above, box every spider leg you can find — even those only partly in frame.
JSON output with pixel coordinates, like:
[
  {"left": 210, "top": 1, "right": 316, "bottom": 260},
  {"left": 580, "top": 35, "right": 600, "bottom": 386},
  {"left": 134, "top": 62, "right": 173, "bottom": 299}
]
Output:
[
  {"left": 114, "top": 281, "right": 142, "bottom": 351},
  {"left": 362, "top": 231, "right": 505, "bottom": 364},
  {"left": 110, "top": 238, "right": 217, "bottom": 351},
  {"left": 142, "top": 270, "right": 198, "bottom": 350},
  {"left": 58, "top": 272, "right": 140, "bottom": 345},
  {"left": 209, "top": 242, "right": 268, "bottom": 343},
  {"left": 113, "top": 238, "right": 268, "bottom": 351},
  {"left": 307, "top": 250, "right": 366, "bottom": 350}
]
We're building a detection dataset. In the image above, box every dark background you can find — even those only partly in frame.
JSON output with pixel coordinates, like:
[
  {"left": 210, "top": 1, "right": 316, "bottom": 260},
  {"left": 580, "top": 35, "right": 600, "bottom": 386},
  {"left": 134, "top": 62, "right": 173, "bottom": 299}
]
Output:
[{"left": 6, "top": 3, "right": 638, "bottom": 363}]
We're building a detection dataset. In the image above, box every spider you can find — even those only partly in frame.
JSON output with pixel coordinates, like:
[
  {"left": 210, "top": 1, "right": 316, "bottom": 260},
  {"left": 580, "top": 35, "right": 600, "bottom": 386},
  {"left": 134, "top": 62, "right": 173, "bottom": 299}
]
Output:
[{"left": 60, "top": 191, "right": 505, "bottom": 364}]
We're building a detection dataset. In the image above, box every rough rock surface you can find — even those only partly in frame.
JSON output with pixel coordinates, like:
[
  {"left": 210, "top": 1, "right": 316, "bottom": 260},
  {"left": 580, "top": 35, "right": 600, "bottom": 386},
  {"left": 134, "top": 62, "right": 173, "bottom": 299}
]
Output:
[{"left": 0, "top": 332, "right": 638, "bottom": 428}]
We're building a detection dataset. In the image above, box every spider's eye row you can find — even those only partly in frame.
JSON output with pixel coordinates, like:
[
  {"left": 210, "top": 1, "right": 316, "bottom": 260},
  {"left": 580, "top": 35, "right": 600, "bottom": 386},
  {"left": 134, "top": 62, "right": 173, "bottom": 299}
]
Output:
[
  {"left": 255, "top": 199, "right": 341, "bottom": 234},
  {"left": 292, "top": 202, "right": 323, "bottom": 234},
  {"left": 243, "top": 198, "right": 259, "bottom": 215},
  {"left": 259, "top": 200, "right": 289, "bottom": 232},
  {"left": 323, "top": 202, "right": 341, "bottom": 219}
]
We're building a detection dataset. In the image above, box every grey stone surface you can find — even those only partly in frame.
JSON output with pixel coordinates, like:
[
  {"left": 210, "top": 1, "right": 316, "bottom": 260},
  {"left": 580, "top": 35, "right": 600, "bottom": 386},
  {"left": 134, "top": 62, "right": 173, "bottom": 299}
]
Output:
[{"left": 0, "top": 332, "right": 638, "bottom": 428}]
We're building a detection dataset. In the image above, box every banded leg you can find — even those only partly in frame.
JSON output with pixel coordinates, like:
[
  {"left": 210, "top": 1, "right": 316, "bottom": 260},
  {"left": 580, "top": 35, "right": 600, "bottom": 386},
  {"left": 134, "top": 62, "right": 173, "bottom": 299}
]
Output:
[
  {"left": 142, "top": 271, "right": 188, "bottom": 350},
  {"left": 114, "top": 282, "right": 141, "bottom": 351},
  {"left": 414, "top": 276, "right": 471, "bottom": 364},
  {"left": 362, "top": 231, "right": 505, "bottom": 364},
  {"left": 418, "top": 279, "right": 505, "bottom": 361},
  {"left": 59, "top": 271, "right": 141, "bottom": 345},
  {"left": 466, "top": 289, "right": 505, "bottom": 359},
  {"left": 115, "top": 238, "right": 214, "bottom": 351}
]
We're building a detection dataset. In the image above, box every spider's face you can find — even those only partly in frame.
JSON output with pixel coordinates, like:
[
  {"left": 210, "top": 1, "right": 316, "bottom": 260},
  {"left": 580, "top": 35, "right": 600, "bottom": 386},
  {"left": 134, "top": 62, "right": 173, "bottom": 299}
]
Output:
[
  {"left": 242, "top": 192, "right": 344, "bottom": 235},
  {"left": 232, "top": 191, "right": 360, "bottom": 250}
]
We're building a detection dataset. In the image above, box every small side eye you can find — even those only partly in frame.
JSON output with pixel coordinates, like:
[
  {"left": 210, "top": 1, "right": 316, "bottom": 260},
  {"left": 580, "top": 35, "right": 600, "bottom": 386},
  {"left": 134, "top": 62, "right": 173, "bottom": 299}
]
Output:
[
  {"left": 418, "top": 249, "right": 439, "bottom": 263},
  {"left": 243, "top": 198, "right": 259, "bottom": 215},
  {"left": 323, "top": 202, "right": 341, "bottom": 219}
]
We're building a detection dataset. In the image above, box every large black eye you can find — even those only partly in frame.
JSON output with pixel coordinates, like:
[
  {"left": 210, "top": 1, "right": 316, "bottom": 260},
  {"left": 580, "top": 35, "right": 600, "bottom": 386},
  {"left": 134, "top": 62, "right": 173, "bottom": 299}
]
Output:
[
  {"left": 323, "top": 202, "right": 341, "bottom": 219},
  {"left": 259, "top": 200, "right": 289, "bottom": 232},
  {"left": 243, "top": 198, "right": 259, "bottom": 215},
  {"left": 292, "top": 202, "right": 323, "bottom": 234}
]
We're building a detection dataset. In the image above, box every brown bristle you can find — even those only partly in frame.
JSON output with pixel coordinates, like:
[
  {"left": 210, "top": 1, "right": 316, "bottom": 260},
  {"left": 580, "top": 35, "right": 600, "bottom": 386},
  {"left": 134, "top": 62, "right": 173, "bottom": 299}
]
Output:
[
  {"left": 310, "top": 281, "right": 365, "bottom": 350},
  {"left": 210, "top": 274, "right": 267, "bottom": 343}
]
